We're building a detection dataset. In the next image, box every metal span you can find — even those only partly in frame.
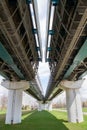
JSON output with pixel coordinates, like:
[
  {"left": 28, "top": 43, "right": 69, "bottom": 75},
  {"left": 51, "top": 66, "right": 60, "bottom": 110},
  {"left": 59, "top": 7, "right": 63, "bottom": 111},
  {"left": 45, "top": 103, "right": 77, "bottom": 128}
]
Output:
[
  {"left": 0, "top": 0, "right": 43, "bottom": 101},
  {"left": 0, "top": 0, "right": 87, "bottom": 103},
  {"left": 45, "top": 0, "right": 87, "bottom": 101}
]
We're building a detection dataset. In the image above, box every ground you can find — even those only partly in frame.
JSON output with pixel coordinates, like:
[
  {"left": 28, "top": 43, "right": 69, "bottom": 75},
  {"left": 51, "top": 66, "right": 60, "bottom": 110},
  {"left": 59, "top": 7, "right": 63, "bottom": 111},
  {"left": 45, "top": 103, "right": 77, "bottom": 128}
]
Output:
[{"left": 0, "top": 110, "right": 87, "bottom": 130}]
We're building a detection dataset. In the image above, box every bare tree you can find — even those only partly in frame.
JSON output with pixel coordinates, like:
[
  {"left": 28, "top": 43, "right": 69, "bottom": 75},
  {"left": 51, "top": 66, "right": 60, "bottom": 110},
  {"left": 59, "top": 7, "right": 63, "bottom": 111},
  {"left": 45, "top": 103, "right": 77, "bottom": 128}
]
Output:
[
  {"left": 0, "top": 95, "right": 8, "bottom": 110},
  {"left": 82, "top": 100, "right": 87, "bottom": 107}
]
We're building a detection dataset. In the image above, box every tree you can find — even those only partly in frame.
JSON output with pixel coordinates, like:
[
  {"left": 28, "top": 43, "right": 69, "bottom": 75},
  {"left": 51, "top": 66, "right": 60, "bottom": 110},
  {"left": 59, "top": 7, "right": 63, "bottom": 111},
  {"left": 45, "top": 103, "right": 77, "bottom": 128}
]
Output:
[{"left": 0, "top": 95, "right": 8, "bottom": 110}]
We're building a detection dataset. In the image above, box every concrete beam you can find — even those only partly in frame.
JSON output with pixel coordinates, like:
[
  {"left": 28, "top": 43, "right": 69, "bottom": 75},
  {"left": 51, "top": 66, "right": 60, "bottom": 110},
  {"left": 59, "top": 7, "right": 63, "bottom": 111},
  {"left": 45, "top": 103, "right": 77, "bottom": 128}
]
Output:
[
  {"left": 60, "top": 79, "right": 84, "bottom": 89},
  {"left": 47, "top": 101, "right": 52, "bottom": 111},
  {"left": 38, "top": 101, "right": 43, "bottom": 111},
  {"left": 1, "top": 80, "right": 30, "bottom": 90}
]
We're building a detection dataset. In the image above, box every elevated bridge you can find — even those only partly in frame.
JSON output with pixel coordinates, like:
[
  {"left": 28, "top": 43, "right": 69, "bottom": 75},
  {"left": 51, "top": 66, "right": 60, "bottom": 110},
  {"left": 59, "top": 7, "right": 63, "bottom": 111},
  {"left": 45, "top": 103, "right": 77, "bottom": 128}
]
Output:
[
  {"left": 45, "top": 0, "right": 87, "bottom": 101},
  {"left": 0, "top": 0, "right": 87, "bottom": 124},
  {"left": 0, "top": 0, "right": 43, "bottom": 101}
]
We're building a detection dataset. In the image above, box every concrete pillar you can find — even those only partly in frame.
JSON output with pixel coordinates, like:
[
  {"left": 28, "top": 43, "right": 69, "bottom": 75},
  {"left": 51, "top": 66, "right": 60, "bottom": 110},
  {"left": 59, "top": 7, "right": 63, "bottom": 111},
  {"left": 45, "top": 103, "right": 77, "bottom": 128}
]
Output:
[
  {"left": 48, "top": 101, "right": 52, "bottom": 111},
  {"left": 6, "top": 89, "right": 23, "bottom": 124},
  {"left": 44, "top": 104, "right": 48, "bottom": 110},
  {"left": 38, "top": 102, "right": 42, "bottom": 111},
  {"left": 41, "top": 104, "right": 45, "bottom": 110},
  {"left": 1, "top": 80, "right": 29, "bottom": 124},
  {"left": 42, "top": 104, "right": 48, "bottom": 110},
  {"left": 60, "top": 80, "right": 84, "bottom": 123},
  {"left": 66, "top": 88, "right": 83, "bottom": 123},
  {"left": 38, "top": 102, "right": 48, "bottom": 111}
]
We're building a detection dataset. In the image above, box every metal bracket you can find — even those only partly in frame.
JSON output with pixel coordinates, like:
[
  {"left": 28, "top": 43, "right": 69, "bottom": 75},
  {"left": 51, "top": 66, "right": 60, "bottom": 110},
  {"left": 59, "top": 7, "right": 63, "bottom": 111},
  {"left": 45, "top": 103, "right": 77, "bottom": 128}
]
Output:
[
  {"left": 26, "top": 0, "right": 32, "bottom": 4},
  {"left": 49, "top": 30, "right": 55, "bottom": 35},
  {"left": 36, "top": 47, "right": 40, "bottom": 51},
  {"left": 32, "top": 29, "right": 37, "bottom": 34},
  {"left": 51, "top": 0, "right": 59, "bottom": 6},
  {"left": 47, "top": 47, "right": 52, "bottom": 51},
  {"left": 46, "top": 58, "right": 51, "bottom": 62},
  {"left": 38, "top": 58, "right": 42, "bottom": 62}
]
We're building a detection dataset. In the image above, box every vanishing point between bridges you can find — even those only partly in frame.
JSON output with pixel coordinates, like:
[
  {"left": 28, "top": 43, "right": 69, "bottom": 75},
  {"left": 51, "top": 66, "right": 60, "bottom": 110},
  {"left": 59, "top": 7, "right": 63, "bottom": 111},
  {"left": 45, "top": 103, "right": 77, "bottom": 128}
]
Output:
[{"left": 0, "top": 0, "right": 87, "bottom": 127}]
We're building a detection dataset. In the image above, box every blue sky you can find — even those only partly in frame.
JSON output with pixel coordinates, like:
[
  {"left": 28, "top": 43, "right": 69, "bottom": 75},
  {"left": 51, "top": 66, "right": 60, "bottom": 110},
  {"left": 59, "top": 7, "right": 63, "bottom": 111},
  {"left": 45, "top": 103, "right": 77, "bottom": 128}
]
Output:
[{"left": 37, "top": 0, "right": 51, "bottom": 94}]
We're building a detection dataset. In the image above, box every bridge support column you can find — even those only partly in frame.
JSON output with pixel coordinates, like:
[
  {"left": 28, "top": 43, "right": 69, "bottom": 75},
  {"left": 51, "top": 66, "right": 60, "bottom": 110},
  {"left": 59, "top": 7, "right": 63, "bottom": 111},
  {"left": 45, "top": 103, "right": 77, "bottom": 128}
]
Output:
[
  {"left": 66, "top": 88, "right": 83, "bottom": 123},
  {"left": 60, "top": 80, "right": 84, "bottom": 123},
  {"left": 38, "top": 102, "right": 42, "bottom": 111},
  {"left": 48, "top": 101, "right": 52, "bottom": 111},
  {"left": 38, "top": 102, "right": 48, "bottom": 111},
  {"left": 1, "top": 80, "right": 29, "bottom": 124},
  {"left": 6, "top": 89, "right": 22, "bottom": 124}
]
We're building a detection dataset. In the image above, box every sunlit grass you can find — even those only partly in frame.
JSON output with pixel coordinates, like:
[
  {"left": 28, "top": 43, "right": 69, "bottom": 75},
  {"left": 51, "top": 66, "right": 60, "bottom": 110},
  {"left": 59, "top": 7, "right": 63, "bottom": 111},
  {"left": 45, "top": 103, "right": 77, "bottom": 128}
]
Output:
[
  {"left": 0, "top": 109, "right": 6, "bottom": 114},
  {"left": 0, "top": 110, "right": 87, "bottom": 130},
  {"left": 82, "top": 107, "right": 87, "bottom": 112}
]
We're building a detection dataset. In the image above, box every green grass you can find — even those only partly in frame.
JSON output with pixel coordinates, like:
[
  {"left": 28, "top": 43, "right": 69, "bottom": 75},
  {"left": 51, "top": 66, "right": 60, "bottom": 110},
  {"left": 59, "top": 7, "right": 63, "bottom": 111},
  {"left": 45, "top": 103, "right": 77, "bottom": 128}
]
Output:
[
  {"left": 56, "top": 107, "right": 87, "bottom": 112},
  {"left": 83, "top": 108, "right": 87, "bottom": 112},
  {"left": 0, "top": 110, "right": 87, "bottom": 130},
  {"left": 0, "top": 109, "right": 6, "bottom": 114}
]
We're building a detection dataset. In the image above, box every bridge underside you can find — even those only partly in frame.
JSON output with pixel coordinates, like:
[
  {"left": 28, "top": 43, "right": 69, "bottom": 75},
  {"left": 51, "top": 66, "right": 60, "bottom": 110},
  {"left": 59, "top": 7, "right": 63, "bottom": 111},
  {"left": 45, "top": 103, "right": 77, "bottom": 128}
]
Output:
[
  {"left": 45, "top": 0, "right": 87, "bottom": 101},
  {"left": 0, "top": 0, "right": 43, "bottom": 101}
]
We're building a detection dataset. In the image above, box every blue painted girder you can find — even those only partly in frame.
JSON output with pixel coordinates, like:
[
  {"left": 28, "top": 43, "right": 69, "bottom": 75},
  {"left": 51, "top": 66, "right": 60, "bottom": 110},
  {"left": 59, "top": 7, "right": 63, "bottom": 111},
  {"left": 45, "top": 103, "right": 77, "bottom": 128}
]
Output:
[
  {"left": 0, "top": 72, "right": 9, "bottom": 80},
  {"left": 52, "top": 0, "right": 59, "bottom": 6},
  {"left": 64, "top": 39, "right": 87, "bottom": 78},
  {"left": 0, "top": 42, "right": 24, "bottom": 79},
  {"left": 26, "top": 0, "right": 31, "bottom": 4}
]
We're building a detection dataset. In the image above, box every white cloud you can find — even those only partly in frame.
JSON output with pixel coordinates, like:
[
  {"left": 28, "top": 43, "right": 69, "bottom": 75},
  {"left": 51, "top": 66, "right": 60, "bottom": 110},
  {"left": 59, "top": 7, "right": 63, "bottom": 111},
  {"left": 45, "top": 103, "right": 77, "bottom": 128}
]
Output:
[
  {"left": 37, "top": 0, "right": 48, "bottom": 19},
  {"left": 38, "top": 62, "right": 50, "bottom": 75},
  {"left": 36, "top": 0, "right": 50, "bottom": 94},
  {"left": 38, "top": 62, "right": 50, "bottom": 94}
]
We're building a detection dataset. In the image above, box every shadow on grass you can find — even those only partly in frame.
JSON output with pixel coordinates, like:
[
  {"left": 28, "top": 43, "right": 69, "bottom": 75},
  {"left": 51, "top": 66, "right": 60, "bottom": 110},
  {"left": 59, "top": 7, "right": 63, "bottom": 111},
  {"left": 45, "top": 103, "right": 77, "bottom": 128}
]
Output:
[
  {"left": 0, "top": 110, "right": 69, "bottom": 130},
  {"left": 21, "top": 110, "right": 69, "bottom": 130}
]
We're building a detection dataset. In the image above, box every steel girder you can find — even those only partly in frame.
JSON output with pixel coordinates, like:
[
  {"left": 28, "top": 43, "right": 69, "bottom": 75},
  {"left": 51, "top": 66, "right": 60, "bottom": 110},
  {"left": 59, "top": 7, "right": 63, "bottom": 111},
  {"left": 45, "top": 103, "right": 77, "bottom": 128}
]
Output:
[
  {"left": 0, "top": 0, "right": 43, "bottom": 101},
  {"left": 45, "top": 0, "right": 87, "bottom": 101}
]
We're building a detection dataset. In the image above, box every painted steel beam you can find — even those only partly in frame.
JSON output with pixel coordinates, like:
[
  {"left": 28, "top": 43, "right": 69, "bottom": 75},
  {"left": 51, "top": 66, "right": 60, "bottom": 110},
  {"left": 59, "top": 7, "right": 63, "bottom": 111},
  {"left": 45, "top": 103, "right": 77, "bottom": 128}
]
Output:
[
  {"left": 0, "top": 1, "right": 43, "bottom": 101},
  {"left": 47, "top": 47, "right": 52, "bottom": 51},
  {"left": 48, "top": 30, "right": 55, "bottom": 35},
  {"left": 51, "top": 0, "right": 59, "bottom": 6},
  {"left": 26, "top": 0, "right": 31, "bottom": 4},
  {"left": 0, "top": 42, "right": 24, "bottom": 79},
  {"left": 32, "top": 29, "right": 37, "bottom": 34},
  {"left": 55, "top": 9, "right": 87, "bottom": 81},
  {"left": 32, "top": 0, "right": 42, "bottom": 59},
  {"left": 45, "top": 0, "right": 52, "bottom": 61},
  {"left": 0, "top": 72, "right": 9, "bottom": 80},
  {"left": 36, "top": 47, "right": 40, "bottom": 51},
  {"left": 45, "top": 0, "right": 59, "bottom": 61},
  {"left": 46, "top": 58, "right": 51, "bottom": 62},
  {"left": 64, "top": 39, "right": 87, "bottom": 79}
]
